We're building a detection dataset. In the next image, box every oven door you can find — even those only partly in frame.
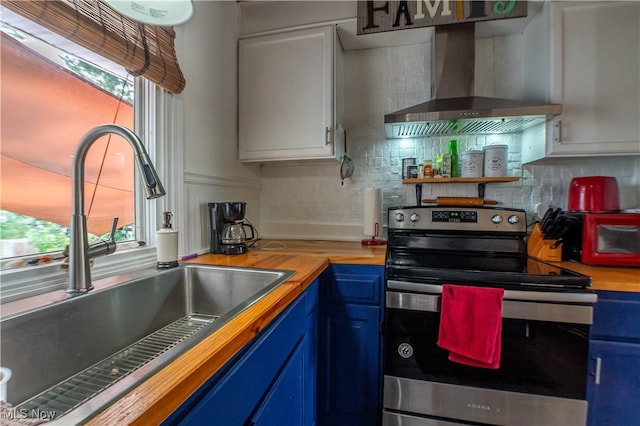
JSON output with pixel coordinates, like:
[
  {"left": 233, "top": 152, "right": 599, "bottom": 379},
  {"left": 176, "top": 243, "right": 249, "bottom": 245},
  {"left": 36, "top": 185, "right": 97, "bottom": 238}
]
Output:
[{"left": 383, "top": 282, "right": 596, "bottom": 426}]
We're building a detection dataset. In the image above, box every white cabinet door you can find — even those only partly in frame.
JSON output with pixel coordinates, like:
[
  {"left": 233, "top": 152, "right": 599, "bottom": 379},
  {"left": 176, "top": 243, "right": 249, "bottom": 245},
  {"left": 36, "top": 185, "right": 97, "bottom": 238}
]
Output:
[
  {"left": 547, "top": 1, "right": 640, "bottom": 156},
  {"left": 239, "top": 25, "right": 341, "bottom": 162}
]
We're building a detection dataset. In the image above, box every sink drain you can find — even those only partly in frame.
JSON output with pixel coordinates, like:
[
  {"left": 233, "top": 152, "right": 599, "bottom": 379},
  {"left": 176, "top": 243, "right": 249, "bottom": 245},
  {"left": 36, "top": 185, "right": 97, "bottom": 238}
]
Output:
[{"left": 16, "top": 314, "right": 218, "bottom": 419}]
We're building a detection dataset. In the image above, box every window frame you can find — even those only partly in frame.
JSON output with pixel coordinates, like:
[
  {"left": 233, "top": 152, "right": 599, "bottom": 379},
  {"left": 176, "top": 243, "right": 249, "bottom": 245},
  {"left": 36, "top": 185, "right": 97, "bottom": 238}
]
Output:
[{"left": 0, "top": 77, "right": 179, "bottom": 305}]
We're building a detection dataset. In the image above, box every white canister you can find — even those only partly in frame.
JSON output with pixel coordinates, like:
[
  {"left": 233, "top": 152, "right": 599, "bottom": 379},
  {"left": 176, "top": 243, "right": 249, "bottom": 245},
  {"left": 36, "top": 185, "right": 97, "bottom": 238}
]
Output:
[
  {"left": 483, "top": 145, "right": 508, "bottom": 177},
  {"left": 461, "top": 150, "right": 484, "bottom": 178}
]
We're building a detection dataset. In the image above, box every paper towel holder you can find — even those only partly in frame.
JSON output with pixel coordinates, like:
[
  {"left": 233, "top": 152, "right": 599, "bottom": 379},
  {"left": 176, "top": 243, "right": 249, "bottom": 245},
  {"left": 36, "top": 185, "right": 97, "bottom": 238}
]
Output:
[
  {"left": 362, "top": 223, "right": 386, "bottom": 246},
  {"left": 362, "top": 188, "right": 386, "bottom": 246}
]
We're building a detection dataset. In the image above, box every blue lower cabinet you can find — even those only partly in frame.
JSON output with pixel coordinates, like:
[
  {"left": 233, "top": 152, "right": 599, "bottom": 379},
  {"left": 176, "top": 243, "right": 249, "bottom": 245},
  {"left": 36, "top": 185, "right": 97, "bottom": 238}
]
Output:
[
  {"left": 587, "top": 291, "right": 640, "bottom": 426},
  {"left": 318, "top": 264, "right": 384, "bottom": 426},
  {"left": 165, "top": 263, "right": 385, "bottom": 426},
  {"left": 165, "top": 279, "right": 319, "bottom": 426},
  {"left": 587, "top": 340, "right": 640, "bottom": 426}
]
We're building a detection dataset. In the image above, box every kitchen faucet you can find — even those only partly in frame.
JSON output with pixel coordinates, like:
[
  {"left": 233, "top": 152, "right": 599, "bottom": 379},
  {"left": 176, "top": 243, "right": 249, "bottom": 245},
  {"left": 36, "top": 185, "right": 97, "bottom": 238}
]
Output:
[{"left": 68, "top": 124, "right": 166, "bottom": 294}]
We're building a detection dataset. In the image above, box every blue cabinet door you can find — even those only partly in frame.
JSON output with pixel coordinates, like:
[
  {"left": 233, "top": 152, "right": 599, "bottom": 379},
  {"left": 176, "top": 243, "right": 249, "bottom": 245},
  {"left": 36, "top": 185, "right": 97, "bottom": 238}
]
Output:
[
  {"left": 166, "top": 279, "right": 319, "bottom": 426},
  {"left": 250, "top": 330, "right": 314, "bottom": 426},
  {"left": 587, "top": 340, "right": 640, "bottom": 426},
  {"left": 319, "top": 303, "right": 380, "bottom": 426},
  {"left": 318, "top": 264, "right": 384, "bottom": 426}
]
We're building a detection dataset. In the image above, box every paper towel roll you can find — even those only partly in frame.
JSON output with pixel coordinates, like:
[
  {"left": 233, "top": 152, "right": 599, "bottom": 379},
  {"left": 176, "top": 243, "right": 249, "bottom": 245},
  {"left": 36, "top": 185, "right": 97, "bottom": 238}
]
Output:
[{"left": 363, "top": 188, "right": 382, "bottom": 237}]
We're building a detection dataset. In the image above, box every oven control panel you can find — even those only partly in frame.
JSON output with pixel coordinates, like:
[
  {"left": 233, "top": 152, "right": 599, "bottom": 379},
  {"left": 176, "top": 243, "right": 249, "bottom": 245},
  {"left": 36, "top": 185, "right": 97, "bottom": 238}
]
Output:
[
  {"left": 432, "top": 210, "right": 478, "bottom": 223},
  {"left": 389, "top": 206, "right": 527, "bottom": 233}
]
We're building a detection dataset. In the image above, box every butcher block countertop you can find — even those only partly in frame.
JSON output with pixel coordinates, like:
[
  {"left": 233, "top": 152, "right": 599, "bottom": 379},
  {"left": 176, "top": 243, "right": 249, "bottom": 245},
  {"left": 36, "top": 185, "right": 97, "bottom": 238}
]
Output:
[
  {"left": 89, "top": 239, "right": 637, "bottom": 425},
  {"left": 247, "top": 239, "right": 388, "bottom": 265},
  {"left": 242, "top": 239, "right": 638, "bottom": 293},
  {"left": 557, "top": 260, "right": 640, "bottom": 292}
]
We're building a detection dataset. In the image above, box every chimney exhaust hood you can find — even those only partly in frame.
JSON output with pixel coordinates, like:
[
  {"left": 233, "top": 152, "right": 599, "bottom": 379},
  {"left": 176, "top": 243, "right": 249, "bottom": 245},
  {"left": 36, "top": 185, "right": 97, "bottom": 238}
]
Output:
[{"left": 384, "top": 23, "right": 561, "bottom": 139}]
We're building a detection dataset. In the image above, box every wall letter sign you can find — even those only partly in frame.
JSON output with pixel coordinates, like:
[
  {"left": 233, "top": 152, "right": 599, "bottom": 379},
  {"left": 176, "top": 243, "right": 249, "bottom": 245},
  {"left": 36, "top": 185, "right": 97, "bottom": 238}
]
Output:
[{"left": 358, "top": 0, "right": 527, "bottom": 35}]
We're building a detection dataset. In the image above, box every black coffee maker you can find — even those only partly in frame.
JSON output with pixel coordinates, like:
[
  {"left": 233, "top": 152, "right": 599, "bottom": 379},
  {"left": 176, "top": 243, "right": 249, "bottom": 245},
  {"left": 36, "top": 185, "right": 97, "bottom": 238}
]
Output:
[{"left": 209, "top": 202, "right": 257, "bottom": 255}]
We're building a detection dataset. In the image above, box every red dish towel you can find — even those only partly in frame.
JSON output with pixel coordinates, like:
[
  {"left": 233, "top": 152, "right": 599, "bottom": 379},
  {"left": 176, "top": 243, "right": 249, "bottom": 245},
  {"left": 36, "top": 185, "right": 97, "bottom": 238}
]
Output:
[{"left": 437, "top": 284, "right": 504, "bottom": 369}]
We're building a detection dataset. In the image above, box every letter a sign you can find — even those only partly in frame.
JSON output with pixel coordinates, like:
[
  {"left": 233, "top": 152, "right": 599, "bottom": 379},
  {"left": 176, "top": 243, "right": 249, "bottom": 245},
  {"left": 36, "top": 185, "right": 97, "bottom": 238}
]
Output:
[{"left": 358, "top": 1, "right": 528, "bottom": 34}]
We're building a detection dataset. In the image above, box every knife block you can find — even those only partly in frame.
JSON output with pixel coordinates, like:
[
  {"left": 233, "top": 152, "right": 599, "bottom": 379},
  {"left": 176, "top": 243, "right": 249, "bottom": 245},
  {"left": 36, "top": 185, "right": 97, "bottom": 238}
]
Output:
[{"left": 527, "top": 224, "right": 563, "bottom": 262}]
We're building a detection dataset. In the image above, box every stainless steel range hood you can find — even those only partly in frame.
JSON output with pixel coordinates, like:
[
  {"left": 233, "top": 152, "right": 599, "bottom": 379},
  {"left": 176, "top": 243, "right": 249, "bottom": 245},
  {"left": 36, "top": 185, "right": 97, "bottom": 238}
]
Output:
[{"left": 384, "top": 23, "right": 561, "bottom": 138}]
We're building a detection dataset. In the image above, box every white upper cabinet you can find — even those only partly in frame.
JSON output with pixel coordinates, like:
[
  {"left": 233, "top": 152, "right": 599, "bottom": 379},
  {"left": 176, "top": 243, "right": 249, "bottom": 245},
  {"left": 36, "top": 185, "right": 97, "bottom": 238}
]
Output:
[
  {"left": 524, "top": 1, "right": 639, "bottom": 162},
  {"left": 532, "top": 1, "right": 639, "bottom": 160},
  {"left": 238, "top": 25, "right": 344, "bottom": 162}
]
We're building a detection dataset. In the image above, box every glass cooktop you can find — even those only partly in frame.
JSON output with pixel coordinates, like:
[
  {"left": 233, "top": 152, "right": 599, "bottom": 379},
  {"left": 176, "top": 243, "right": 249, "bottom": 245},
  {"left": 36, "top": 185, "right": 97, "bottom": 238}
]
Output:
[{"left": 385, "top": 256, "right": 592, "bottom": 291}]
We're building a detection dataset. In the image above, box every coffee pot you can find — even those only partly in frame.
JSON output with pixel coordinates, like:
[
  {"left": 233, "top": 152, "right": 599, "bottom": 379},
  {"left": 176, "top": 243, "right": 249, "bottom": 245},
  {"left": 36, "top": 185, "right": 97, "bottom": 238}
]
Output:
[
  {"left": 209, "top": 202, "right": 258, "bottom": 255},
  {"left": 222, "top": 221, "right": 257, "bottom": 246}
]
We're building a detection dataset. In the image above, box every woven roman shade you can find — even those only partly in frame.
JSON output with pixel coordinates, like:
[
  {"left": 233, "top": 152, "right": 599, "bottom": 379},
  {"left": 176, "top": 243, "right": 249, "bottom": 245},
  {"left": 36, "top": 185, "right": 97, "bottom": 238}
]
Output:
[{"left": 3, "top": 0, "right": 186, "bottom": 93}]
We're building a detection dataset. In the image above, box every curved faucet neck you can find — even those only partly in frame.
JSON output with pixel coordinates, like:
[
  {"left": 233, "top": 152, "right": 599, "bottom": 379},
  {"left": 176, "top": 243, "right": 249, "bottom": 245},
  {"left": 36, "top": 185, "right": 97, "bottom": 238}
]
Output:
[
  {"left": 68, "top": 124, "right": 165, "bottom": 294},
  {"left": 71, "top": 124, "right": 148, "bottom": 216}
]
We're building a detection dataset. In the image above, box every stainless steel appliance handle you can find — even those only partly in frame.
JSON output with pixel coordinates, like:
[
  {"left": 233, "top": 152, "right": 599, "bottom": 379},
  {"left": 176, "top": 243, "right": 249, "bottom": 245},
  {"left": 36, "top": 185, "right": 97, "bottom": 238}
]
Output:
[
  {"left": 387, "top": 280, "right": 597, "bottom": 304},
  {"left": 386, "top": 291, "right": 594, "bottom": 325}
]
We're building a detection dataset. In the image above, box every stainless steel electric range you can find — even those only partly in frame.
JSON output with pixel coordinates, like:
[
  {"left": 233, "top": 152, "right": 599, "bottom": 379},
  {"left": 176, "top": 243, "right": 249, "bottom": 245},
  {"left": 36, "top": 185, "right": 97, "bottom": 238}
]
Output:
[{"left": 383, "top": 205, "right": 597, "bottom": 426}]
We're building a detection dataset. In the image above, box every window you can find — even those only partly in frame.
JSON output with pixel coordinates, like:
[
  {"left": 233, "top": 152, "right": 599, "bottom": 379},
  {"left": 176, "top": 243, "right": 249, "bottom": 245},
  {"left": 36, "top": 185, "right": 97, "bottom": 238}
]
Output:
[
  {"left": 0, "top": 3, "right": 182, "bottom": 303},
  {"left": 1, "top": 11, "right": 137, "bottom": 261}
]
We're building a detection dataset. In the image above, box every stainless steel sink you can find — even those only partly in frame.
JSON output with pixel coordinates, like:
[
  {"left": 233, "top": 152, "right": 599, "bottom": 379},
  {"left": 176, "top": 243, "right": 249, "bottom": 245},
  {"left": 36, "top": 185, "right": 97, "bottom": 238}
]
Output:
[{"left": 0, "top": 264, "right": 295, "bottom": 424}]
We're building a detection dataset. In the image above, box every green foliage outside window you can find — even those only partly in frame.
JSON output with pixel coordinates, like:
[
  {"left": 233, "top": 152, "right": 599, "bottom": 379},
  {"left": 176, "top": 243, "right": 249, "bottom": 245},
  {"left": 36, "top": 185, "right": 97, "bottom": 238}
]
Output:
[
  {"left": 1, "top": 211, "right": 134, "bottom": 257},
  {"left": 62, "top": 56, "right": 133, "bottom": 104}
]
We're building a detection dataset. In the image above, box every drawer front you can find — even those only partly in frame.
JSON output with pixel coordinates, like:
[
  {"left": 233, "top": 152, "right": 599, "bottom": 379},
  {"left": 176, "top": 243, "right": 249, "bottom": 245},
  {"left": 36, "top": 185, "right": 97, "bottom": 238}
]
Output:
[
  {"left": 323, "top": 265, "right": 383, "bottom": 305},
  {"left": 591, "top": 291, "right": 640, "bottom": 342}
]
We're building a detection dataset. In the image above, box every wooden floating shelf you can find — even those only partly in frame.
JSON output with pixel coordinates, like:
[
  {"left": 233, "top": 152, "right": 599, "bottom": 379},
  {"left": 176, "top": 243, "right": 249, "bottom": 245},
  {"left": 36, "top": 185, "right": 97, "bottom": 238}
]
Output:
[{"left": 402, "top": 177, "right": 520, "bottom": 184}]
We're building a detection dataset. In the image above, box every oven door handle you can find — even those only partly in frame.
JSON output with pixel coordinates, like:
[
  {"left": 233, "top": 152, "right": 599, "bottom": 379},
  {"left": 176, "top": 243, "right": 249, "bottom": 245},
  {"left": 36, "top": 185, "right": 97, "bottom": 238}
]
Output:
[
  {"left": 386, "top": 292, "right": 594, "bottom": 325},
  {"left": 387, "top": 281, "right": 598, "bottom": 304}
]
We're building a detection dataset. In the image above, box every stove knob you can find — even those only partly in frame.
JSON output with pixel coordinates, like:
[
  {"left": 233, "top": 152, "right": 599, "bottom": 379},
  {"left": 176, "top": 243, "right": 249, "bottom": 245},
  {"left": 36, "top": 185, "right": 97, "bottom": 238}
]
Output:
[
  {"left": 394, "top": 212, "right": 405, "bottom": 222},
  {"left": 508, "top": 215, "right": 520, "bottom": 224},
  {"left": 491, "top": 214, "right": 503, "bottom": 224},
  {"left": 410, "top": 213, "right": 420, "bottom": 222}
]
